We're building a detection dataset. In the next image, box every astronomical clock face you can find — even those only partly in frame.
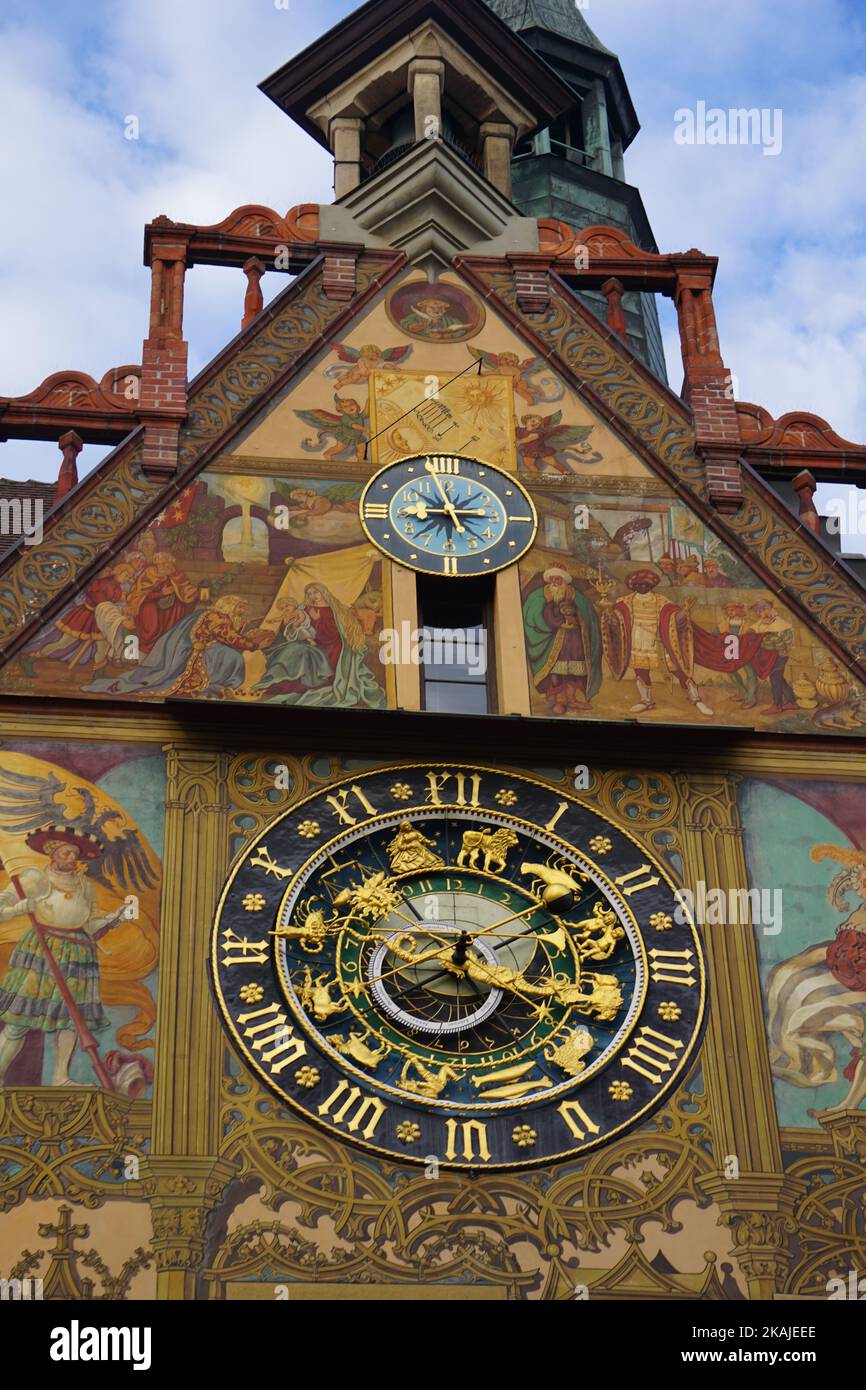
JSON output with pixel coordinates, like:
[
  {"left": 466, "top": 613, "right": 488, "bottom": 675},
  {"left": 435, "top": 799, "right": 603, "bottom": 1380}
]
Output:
[
  {"left": 360, "top": 455, "right": 537, "bottom": 577},
  {"left": 211, "top": 766, "right": 706, "bottom": 1169}
]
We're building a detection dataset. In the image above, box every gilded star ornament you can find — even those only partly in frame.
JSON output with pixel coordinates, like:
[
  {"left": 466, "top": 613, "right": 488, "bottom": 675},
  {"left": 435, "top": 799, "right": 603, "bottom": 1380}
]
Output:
[
  {"left": 650, "top": 912, "right": 673, "bottom": 932},
  {"left": 495, "top": 790, "right": 518, "bottom": 807},
  {"left": 243, "top": 893, "right": 266, "bottom": 913},
  {"left": 239, "top": 984, "right": 265, "bottom": 1006},
  {"left": 609, "top": 1081, "right": 633, "bottom": 1102},
  {"left": 298, "top": 821, "right": 321, "bottom": 840},
  {"left": 396, "top": 1121, "right": 422, "bottom": 1145},
  {"left": 391, "top": 783, "right": 413, "bottom": 801},
  {"left": 589, "top": 836, "right": 612, "bottom": 856},
  {"left": 659, "top": 1001, "right": 682, "bottom": 1023}
]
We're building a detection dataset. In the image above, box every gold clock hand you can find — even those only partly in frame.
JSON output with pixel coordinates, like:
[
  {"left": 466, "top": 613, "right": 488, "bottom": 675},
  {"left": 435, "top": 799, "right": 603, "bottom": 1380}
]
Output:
[{"left": 425, "top": 461, "right": 466, "bottom": 534}]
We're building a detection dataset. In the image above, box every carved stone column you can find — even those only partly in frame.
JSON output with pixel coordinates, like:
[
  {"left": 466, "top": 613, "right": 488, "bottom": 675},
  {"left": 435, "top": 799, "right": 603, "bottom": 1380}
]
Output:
[
  {"left": 408, "top": 58, "right": 444, "bottom": 142},
  {"left": 330, "top": 116, "right": 364, "bottom": 198},
  {"left": 149, "top": 748, "right": 236, "bottom": 1299},
  {"left": 480, "top": 121, "right": 515, "bottom": 199},
  {"left": 675, "top": 772, "right": 803, "bottom": 1297}
]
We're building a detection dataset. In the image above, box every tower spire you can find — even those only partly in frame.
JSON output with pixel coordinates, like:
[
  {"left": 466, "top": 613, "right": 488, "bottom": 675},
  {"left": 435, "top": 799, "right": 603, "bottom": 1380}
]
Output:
[{"left": 484, "top": 0, "right": 668, "bottom": 381}]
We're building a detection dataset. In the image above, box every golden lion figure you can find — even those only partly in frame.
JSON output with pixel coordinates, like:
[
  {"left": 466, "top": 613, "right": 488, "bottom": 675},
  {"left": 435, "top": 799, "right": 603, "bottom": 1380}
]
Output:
[{"left": 457, "top": 828, "right": 519, "bottom": 874}]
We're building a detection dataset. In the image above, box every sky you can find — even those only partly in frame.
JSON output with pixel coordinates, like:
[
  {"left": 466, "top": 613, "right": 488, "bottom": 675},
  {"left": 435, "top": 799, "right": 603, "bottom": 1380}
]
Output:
[{"left": 1, "top": 0, "right": 865, "bottom": 544}]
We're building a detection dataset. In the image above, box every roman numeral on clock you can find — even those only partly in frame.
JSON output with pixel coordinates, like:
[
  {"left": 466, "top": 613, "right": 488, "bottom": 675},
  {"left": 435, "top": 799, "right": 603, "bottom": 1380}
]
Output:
[
  {"left": 558, "top": 1100, "right": 601, "bottom": 1142},
  {"left": 649, "top": 948, "right": 697, "bottom": 987},
  {"left": 318, "top": 1080, "right": 386, "bottom": 1140},
  {"left": 615, "top": 865, "right": 661, "bottom": 897},
  {"left": 443, "top": 556, "right": 458, "bottom": 575},
  {"left": 444, "top": 1119, "right": 490, "bottom": 1162},
  {"left": 365, "top": 503, "right": 388, "bottom": 520},
  {"left": 621, "top": 1027, "right": 683, "bottom": 1085},
  {"left": 428, "top": 457, "right": 460, "bottom": 475},
  {"left": 237, "top": 1004, "right": 307, "bottom": 1074}
]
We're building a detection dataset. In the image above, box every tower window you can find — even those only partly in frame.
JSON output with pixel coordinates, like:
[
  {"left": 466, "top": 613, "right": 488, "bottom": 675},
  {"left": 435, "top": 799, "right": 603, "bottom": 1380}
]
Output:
[{"left": 417, "top": 576, "right": 493, "bottom": 715}]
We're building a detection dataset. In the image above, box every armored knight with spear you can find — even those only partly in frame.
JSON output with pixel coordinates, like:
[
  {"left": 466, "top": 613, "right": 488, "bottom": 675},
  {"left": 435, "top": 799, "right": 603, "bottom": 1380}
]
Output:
[
  {"left": 0, "top": 765, "right": 158, "bottom": 1090},
  {"left": 0, "top": 827, "right": 130, "bottom": 1086}
]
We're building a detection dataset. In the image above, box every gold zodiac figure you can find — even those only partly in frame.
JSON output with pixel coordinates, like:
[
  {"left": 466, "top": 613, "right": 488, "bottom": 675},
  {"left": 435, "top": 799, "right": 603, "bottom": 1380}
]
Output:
[
  {"left": 571, "top": 902, "right": 625, "bottom": 963},
  {"left": 273, "top": 900, "right": 338, "bottom": 954},
  {"left": 387, "top": 822, "right": 444, "bottom": 876},
  {"left": 331, "top": 1031, "right": 391, "bottom": 1068},
  {"left": 400, "top": 1056, "right": 462, "bottom": 1099},
  {"left": 298, "top": 966, "right": 350, "bottom": 1022},
  {"left": 457, "top": 827, "right": 518, "bottom": 874},
  {"left": 544, "top": 1026, "right": 595, "bottom": 1077},
  {"left": 520, "top": 858, "right": 588, "bottom": 909}
]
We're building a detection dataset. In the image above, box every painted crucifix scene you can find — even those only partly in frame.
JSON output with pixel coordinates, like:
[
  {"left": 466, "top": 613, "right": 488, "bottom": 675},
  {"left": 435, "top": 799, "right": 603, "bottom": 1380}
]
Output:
[
  {"left": 520, "top": 486, "right": 866, "bottom": 734},
  {"left": 0, "top": 747, "right": 162, "bottom": 1092},
  {"left": 2, "top": 475, "right": 390, "bottom": 709}
]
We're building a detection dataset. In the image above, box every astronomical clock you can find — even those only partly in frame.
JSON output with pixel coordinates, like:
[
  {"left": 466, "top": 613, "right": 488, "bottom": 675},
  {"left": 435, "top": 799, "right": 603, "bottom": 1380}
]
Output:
[{"left": 212, "top": 765, "right": 706, "bottom": 1169}]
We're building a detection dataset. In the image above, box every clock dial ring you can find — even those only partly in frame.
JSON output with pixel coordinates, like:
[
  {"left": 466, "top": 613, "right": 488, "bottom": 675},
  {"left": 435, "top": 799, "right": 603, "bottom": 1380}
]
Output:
[{"left": 211, "top": 764, "right": 707, "bottom": 1169}]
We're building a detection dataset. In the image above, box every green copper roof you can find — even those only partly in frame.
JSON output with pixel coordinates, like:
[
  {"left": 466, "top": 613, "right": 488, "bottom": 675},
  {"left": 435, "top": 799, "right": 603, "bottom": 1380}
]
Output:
[{"left": 484, "top": 0, "right": 615, "bottom": 56}]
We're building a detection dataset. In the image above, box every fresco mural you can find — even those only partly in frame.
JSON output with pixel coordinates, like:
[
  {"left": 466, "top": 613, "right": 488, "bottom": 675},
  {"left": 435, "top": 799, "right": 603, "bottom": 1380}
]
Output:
[
  {"left": 5, "top": 476, "right": 390, "bottom": 709},
  {"left": 520, "top": 485, "right": 866, "bottom": 733},
  {"left": 0, "top": 746, "right": 162, "bottom": 1092},
  {"left": 742, "top": 780, "right": 866, "bottom": 1125},
  {"left": 228, "top": 271, "right": 625, "bottom": 478}
]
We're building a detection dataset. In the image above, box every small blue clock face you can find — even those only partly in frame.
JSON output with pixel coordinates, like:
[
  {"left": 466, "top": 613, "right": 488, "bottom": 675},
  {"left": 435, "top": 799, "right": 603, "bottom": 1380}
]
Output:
[{"left": 361, "top": 455, "right": 537, "bottom": 577}]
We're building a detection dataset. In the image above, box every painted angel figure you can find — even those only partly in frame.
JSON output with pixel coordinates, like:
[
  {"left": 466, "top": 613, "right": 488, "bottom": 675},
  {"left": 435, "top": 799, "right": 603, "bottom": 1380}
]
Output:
[
  {"left": 468, "top": 347, "right": 563, "bottom": 405},
  {"left": 768, "top": 844, "right": 866, "bottom": 1112},
  {"left": 516, "top": 411, "right": 601, "bottom": 475},
  {"left": 296, "top": 394, "right": 369, "bottom": 461},
  {"left": 325, "top": 342, "right": 412, "bottom": 386}
]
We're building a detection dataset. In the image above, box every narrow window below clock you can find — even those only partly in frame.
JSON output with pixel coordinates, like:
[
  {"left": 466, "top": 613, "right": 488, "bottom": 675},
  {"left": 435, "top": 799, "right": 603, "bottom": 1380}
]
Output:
[{"left": 417, "top": 576, "right": 495, "bottom": 715}]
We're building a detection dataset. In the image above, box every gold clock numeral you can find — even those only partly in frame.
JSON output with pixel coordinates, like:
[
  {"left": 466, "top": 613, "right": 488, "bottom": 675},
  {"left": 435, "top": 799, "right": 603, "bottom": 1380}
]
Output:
[
  {"left": 649, "top": 949, "right": 697, "bottom": 987},
  {"left": 326, "top": 784, "right": 377, "bottom": 828},
  {"left": 238, "top": 1004, "right": 307, "bottom": 1074},
  {"left": 558, "top": 1099, "right": 601, "bottom": 1142},
  {"left": 221, "top": 928, "right": 269, "bottom": 967},
  {"left": 615, "top": 865, "right": 661, "bottom": 897},
  {"left": 444, "top": 1119, "right": 490, "bottom": 1163},
  {"left": 621, "top": 1027, "right": 683, "bottom": 1085},
  {"left": 545, "top": 802, "right": 569, "bottom": 834},
  {"left": 318, "top": 1080, "right": 386, "bottom": 1140},
  {"left": 365, "top": 504, "right": 389, "bottom": 520},
  {"left": 428, "top": 457, "right": 460, "bottom": 475},
  {"left": 443, "top": 556, "right": 458, "bottom": 575},
  {"left": 426, "top": 770, "right": 483, "bottom": 807}
]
